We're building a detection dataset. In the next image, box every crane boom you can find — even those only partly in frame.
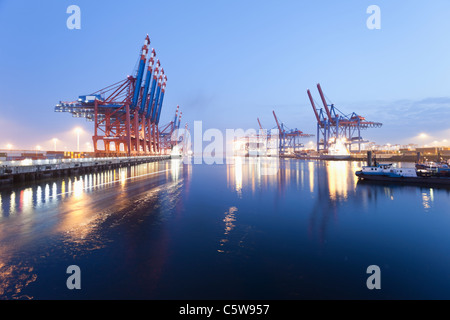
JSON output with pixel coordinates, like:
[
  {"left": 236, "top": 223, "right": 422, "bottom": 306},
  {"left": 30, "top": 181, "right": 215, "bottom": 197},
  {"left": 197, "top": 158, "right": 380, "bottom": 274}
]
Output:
[
  {"left": 139, "top": 48, "right": 156, "bottom": 115},
  {"left": 177, "top": 111, "right": 182, "bottom": 129},
  {"left": 307, "top": 89, "right": 322, "bottom": 124},
  {"left": 257, "top": 118, "right": 263, "bottom": 130},
  {"left": 317, "top": 83, "right": 333, "bottom": 122},
  {"left": 151, "top": 72, "right": 163, "bottom": 122},
  {"left": 173, "top": 105, "right": 179, "bottom": 131},
  {"left": 146, "top": 60, "right": 160, "bottom": 119},
  {"left": 272, "top": 110, "right": 282, "bottom": 133},
  {"left": 131, "top": 35, "right": 150, "bottom": 110},
  {"left": 156, "top": 74, "right": 167, "bottom": 125}
]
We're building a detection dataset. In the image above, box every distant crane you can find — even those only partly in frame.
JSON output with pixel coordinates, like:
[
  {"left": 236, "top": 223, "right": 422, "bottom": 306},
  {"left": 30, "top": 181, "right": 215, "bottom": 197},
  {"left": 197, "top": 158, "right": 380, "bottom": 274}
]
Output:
[
  {"left": 257, "top": 118, "right": 264, "bottom": 131},
  {"left": 159, "top": 105, "right": 184, "bottom": 152},
  {"left": 307, "top": 83, "right": 382, "bottom": 152},
  {"left": 272, "top": 110, "right": 313, "bottom": 155},
  {"left": 255, "top": 111, "right": 313, "bottom": 156}
]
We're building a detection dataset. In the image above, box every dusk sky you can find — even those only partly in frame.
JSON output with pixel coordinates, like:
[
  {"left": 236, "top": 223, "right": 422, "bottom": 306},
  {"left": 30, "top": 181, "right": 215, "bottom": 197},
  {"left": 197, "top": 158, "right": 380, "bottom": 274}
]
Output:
[{"left": 1, "top": 0, "right": 450, "bottom": 151}]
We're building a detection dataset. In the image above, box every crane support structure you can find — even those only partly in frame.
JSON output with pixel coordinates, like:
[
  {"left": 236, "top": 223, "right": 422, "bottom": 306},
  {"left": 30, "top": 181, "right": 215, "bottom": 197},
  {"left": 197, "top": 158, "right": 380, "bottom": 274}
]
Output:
[
  {"left": 54, "top": 34, "right": 183, "bottom": 157},
  {"left": 254, "top": 111, "right": 313, "bottom": 156},
  {"left": 271, "top": 110, "right": 313, "bottom": 155},
  {"left": 159, "top": 105, "right": 185, "bottom": 152},
  {"left": 306, "top": 83, "right": 382, "bottom": 152}
]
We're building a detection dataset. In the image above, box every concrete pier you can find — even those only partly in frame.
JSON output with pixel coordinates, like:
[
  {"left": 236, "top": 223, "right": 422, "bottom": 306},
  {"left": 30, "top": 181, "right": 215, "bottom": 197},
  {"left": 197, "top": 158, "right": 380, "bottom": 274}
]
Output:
[{"left": 0, "top": 155, "right": 171, "bottom": 186}]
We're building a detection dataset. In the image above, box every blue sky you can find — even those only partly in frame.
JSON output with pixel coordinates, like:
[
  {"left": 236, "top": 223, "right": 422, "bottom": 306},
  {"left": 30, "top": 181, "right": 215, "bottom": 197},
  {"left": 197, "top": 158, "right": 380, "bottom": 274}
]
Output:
[{"left": 0, "top": 0, "right": 449, "bottom": 150}]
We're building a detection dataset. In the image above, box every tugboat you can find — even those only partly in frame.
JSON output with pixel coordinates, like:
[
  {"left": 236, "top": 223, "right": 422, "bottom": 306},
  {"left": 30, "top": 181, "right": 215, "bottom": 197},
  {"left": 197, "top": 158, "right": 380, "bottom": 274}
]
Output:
[
  {"left": 356, "top": 163, "right": 417, "bottom": 178},
  {"left": 355, "top": 162, "right": 450, "bottom": 186},
  {"left": 415, "top": 161, "right": 450, "bottom": 177}
]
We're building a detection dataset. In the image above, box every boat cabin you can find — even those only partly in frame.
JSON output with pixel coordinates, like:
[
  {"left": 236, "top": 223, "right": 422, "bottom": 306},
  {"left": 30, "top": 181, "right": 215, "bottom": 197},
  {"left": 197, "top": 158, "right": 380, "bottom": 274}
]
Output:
[{"left": 361, "top": 163, "right": 417, "bottom": 177}]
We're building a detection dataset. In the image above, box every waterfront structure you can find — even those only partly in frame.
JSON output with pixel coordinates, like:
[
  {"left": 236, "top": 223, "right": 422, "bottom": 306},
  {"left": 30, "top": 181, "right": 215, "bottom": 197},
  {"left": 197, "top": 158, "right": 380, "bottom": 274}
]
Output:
[
  {"left": 54, "top": 35, "right": 182, "bottom": 157},
  {"left": 307, "top": 83, "right": 382, "bottom": 153}
]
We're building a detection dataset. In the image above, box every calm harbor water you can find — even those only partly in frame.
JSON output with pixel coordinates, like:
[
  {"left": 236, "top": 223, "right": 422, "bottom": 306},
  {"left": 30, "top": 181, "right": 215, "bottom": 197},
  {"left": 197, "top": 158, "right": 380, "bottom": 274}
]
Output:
[{"left": 0, "top": 157, "right": 449, "bottom": 299}]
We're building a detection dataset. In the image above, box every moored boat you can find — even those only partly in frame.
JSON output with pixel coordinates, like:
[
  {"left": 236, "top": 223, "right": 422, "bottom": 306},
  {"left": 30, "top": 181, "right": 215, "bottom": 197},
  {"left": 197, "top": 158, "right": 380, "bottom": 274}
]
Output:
[
  {"left": 356, "top": 163, "right": 417, "bottom": 178},
  {"left": 415, "top": 161, "right": 450, "bottom": 177},
  {"left": 355, "top": 163, "right": 450, "bottom": 186}
]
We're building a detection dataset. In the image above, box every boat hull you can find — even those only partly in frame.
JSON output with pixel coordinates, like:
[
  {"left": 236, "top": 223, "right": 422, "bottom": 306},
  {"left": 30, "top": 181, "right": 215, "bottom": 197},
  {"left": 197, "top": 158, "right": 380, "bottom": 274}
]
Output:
[
  {"left": 355, "top": 171, "right": 450, "bottom": 186},
  {"left": 320, "top": 155, "right": 351, "bottom": 160}
]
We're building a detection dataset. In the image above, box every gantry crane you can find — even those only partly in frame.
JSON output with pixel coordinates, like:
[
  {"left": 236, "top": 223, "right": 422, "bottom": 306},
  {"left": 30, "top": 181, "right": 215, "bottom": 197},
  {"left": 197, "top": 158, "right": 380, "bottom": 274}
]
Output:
[
  {"left": 272, "top": 110, "right": 313, "bottom": 155},
  {"left": 159, "top": 105, "right": 184, "bottom": 152},
  {"left": 254, "top": 111, "right": 313, "bottom": 156},
  {"left": 307, "top": 83, "right": 382, "bottom": 152},
  {"left": 54, "top": 34, "right": 181, "bottom": 156}
]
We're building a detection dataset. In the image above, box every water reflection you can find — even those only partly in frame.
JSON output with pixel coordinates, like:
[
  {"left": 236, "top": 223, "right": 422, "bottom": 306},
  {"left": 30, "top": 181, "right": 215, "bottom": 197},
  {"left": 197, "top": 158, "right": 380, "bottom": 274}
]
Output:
[
  {"left": 355, "top": 177, "right": 445, "bottom": 213},
  {"left": 235, "top": 158, "right": 243, "bottom": 197},
  {"left": 225, "top": 158, "right": 360, "bottom": 203},
  {"left": 10, "top": 192, "right": 16, "bottom": 215},
  {"left": 0, "top": 259, "right": 37, "bottom": 299},
  {"left": 327, "top": 162, "right": 348, "bottom": 200},
  {"left": 226, "top": 157, "right": 281, "bottom": 195},
  {"left": 308, "top": 161, "right": 314, "bottom": 193},
  {"left": 218, "top": 206, "right": 238, "bottom": 254},
  {"left": 170, "top": 158, "right": 181, "bottom": 181},
  {"left": 0, "top": 159, "right": 185, "bottom": 299},
  {"left": 2, "top": 156, "right": 450, "bottom": 299},
  {"left": 223, "top": 158, "right": 449, "bottom": 245},
  {"left": 20, "top": 188, "right": 33, "bottom": 215},
  {"left": 422, "top": 189, "right": 434, "bottom": 211},
  {"left": 0, "top": 160, "right": 182, "bottom": 242}
]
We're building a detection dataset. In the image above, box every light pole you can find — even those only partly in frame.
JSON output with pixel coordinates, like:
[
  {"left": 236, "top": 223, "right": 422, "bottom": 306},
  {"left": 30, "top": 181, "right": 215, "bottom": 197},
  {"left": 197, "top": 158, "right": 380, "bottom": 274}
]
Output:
[{"left": 75, "top": 128, "right": 82, "bottom": 152}]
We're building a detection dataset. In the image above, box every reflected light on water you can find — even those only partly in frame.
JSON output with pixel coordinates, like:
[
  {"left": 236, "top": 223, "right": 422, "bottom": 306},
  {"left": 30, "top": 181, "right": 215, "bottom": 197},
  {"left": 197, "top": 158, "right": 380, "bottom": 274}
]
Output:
[
  {"left": 422, "top": 189, "right": 434, "bottom": 211},
  {"left": 21, "top": 188, "right": 33, "bottom": 215},
  {"left": 227, "top": 157, "right": 282, "bottom": 195},
  {"left": 224, "top": 206, "right": 237, "bottom": 235},
  {"left": 88, "top": 174, "right": 93, "bottom": 190},
  {"left": 36, "top": 186, "right": 42, "bottom": 207},
  {"left": 326, "top": 161, "right": 352, "bottom": 201},
  {"left": 52, "top": 183, "right": 57, "bottom": 202},
  {"left": 44, "top": 184, "right": 50, "bottom": 203},
  {"left": 68, "top": 178, "right": 72, "bottom": 195},
  {"left": 0, "top": 258, "right": 37, "bottom": 299},
  {"left": 308, "top": 161, "right": 314, "bottom": 193},
  {"left": 61, "top": 181, "right": 66, "bottom": 200},
  {"left": 235, "top": 157, "right": 243, "bottom": 196},
  {"left": 10, "top": 192, "right": 16, "bottom": 214},
  {"left": 73, "top": 178, "right": 84, "bottom": 200},
  {"left": 218, "top": 206, "right": 238, "bottom": 253},
  {"left": 120, "top": 169, "right": 127, "bottom": 187},
  {"left": 171, "top": 159, "right": 181, "bottom": 181}
]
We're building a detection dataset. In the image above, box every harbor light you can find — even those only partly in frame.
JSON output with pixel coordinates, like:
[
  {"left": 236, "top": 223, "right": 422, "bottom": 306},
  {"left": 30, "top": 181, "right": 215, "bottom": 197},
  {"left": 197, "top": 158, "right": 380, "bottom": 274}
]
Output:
[{"left": 74, "top": 127, "right": 83, "bottom": 152}]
